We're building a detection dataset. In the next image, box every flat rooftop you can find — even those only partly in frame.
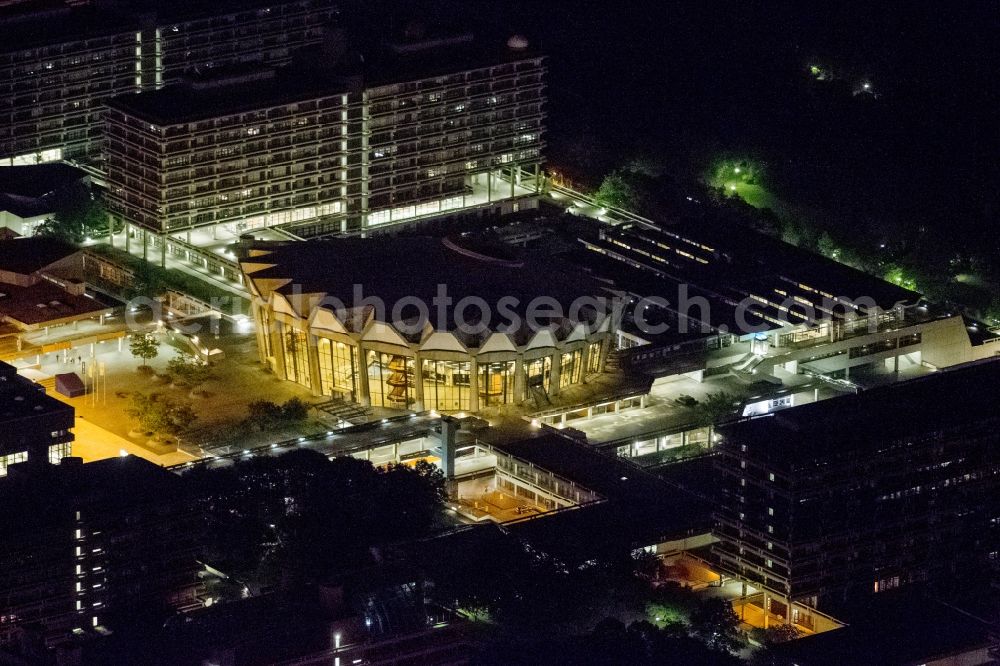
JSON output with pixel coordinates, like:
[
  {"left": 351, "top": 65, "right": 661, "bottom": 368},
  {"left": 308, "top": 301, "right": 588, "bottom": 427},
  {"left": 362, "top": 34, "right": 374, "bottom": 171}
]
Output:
[
  {"left": 0, "top": 455, "right": 184, "bottom": 534},
  {"left": 770, "top": 589, "right": 992, "bottom": 666},
  {"left": 493, "top": 432, "right": 712, "bottom": 560},
  {"left": 0, "top": 236, "right": 78, "bottom": 275},
  {"left": 718, "top": 358, "right": 1000, "bottom": 463},
  {"left": 105, "top": 69, "right": 355, "bottom": 126},
  {"left": 0, "top": 280, "right": 109, "bottom": 327},
  {"left": 0, "top": 360, "right": 73, "bottom": 424},
  {"left": 577, "top": 218, "right": 919, "bottom": 336},
  {"left": 106, "top": 31, "right": 541, "bottom": 126}
]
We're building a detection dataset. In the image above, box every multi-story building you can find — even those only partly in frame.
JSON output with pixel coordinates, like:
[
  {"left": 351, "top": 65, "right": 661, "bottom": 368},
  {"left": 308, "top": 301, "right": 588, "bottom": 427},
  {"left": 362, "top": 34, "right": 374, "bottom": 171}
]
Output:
[
  {"left": 0, "top": 455, "right": 202, "bottom": 647},
  {"left": 0, "top": 0, "right": 338, "bottom": 167},
  {"left": 102, "top": 31, "right": 545, "bottom": 257},
  {"left": 239, "top": 235, "right": 615, "bottom": 412},
  {"left": 712, "top": 359, "right": 1000, "bottom": 622},
  {"left": 0, "top": 360, "right": 73, "bottom": 475}
]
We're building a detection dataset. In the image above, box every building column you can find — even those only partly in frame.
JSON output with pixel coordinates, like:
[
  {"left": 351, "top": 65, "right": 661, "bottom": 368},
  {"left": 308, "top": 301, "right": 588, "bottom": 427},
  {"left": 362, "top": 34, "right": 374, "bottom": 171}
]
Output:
[
  {"left": 159, "top": 234, "right": 166, "bottom": 268},
  {"left": 549, "top": 352, "right": 561, "bottom": 398},
  {"left": 141, "top": 228, "right": 148, "bottom": 261},
  {"left": 513, "top": 356, "right": 525, "bottom": 402},
  {"left": 307, "top": 335, "right": 322, "bottom": 397},
  {"left": 125, "top": 223, "right": 131, "bottom": 253},
  {"left": 469, "top": 359, "right": 479, "bottom": 413},
  {"left": 487, "top": 170, "right": 492, "bottom": 203},
  {"left": 413, "top": 356, "right": 424, "bottom": 412},
  {"left": 271, "top": 322, "right": 288, "bottom": 380},
  {"left": 356, "top": 347, "right": 371, "bottom": 407}
]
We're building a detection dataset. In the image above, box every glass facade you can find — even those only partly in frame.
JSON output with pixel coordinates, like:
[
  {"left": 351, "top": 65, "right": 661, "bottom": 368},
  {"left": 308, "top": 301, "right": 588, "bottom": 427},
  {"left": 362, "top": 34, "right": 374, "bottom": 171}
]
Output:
[
  {"left": 367, "top": 350, "right": 414, "bottom": 408},
  {"left": 421, "top": 359, "right": 471, "bottom": 412},
  {"left": 478, "top": 360, "right": 516, "bottom": 406},
  {"left": 48, "top": 442, "right": 72, "bottom": 465},
  {"left": 0, "top": 451, "right": 27, "bottom": 476},
  {"left": 282, "top": 328, "right": 311, "bottom": 388},
  {"left": 559, "top": 349, "right": 583, "bottom": 389},
  {"left": 524, "top": 356, "right": 552, "bottom": 392},
  {"left": 318, "top": 338, "right": 358, "bottom": 400},
  {"left": 587, "top": 341, "right": 603, "bottom": 374}
]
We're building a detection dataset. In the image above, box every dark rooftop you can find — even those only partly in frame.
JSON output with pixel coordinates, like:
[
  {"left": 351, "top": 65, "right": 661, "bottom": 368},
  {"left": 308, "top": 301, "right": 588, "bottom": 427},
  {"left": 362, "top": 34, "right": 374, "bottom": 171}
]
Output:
[
  {"left": 770, "top": 589, "right": 992, "bottom": 666},
  {"left": 718, "top": 358, "right": 1000, "bottom": 464},
  {"left": 0, "top": 164, "right": 87, "bottom": 200},
  {"left": 0, "top": 236, "right": 78, "bottom": 275},
  {"left": 0, "top": 455, "right": 184, "bottom": 534},
  {"left": 0, "top": 360, "right": 72, "bottom": 425},
  {"left": 106, "top": 30, "right": 541, "bottom": 125},
  {"left": 105, "top": 69, "right": 356, "bottom": 126},
  {"left": 0, "top": 279, "right": 110, "bottom": 326},
  {"left": 242, "top": 236, "right": 616, "bottom": 338},
  {"left": 577, "top": 217, "right": 919, "bottom": 337},
  {"left": 494, "top": 431, "right": 712, "bottom": 561}
]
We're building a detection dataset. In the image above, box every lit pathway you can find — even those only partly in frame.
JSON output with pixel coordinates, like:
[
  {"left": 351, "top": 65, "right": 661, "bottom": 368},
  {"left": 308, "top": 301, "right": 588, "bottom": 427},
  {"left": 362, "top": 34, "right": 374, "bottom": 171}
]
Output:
[{"left": 71, "top": 414, "right": 197, "bottom": 466}]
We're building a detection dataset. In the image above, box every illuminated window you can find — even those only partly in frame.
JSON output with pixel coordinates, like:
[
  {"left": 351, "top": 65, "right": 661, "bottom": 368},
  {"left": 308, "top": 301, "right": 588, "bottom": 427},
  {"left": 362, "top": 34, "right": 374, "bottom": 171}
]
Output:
[
  {"left": 317, "top": 338, "right": 357, "bottom": 400},
  {"left": 559, "top": 349, "right": 582, "bottom": 388},
  {"left": 367, "top": 351, "right": 414, "bottom": 408},
  {"left": 422, "top": 360, "right": 470, "bottom": 411},
  {"left": 478, "top": 361, "right": 515, "bottom": 406},
  {"left": 0, "top": 451, "right": 28, "bottom": 476}
]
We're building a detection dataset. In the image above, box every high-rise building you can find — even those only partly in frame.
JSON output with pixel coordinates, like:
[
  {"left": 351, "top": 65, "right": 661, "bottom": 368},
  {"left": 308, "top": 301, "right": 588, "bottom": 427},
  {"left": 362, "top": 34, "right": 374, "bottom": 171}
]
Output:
[
  {"left": 712, "top": 360, "right": 1000, "bottom": 620},
  {"left": 0, "top": 455, "right": 202, "bottom": 647},
  {"left": 102, "top": 31, "right": 545, "bottom": 249},
  {"left": 0, "top": 0, "right": 338, "bottom": 167}
]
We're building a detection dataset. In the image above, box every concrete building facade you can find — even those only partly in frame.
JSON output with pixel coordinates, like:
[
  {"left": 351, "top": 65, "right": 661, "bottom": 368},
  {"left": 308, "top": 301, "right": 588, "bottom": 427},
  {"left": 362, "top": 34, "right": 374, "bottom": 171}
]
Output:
[
  {"left": 102, "top": 34, "right": 546, "bottom": 256},
  {"left": 0, "top": 0, "right": 338, "bottom": 167},
  {"left": 713, "top": 360, "right": 1000, "bottom": 621},
  {"left": 239, "top": 237, "right": 615, "bottom": 413}
]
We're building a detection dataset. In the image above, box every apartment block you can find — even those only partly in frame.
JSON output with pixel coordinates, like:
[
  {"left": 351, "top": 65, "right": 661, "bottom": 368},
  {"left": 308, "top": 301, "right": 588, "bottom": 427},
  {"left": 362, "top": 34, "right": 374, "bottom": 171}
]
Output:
[
  {"left": 102, "top": 33, "right": 545, "bottom": 250},
  {"left": 713, "top": 360, "right": 1000, "bottom": 619},
  {"left": 0, "top": 0, "right": 338, "bottom": 166}
]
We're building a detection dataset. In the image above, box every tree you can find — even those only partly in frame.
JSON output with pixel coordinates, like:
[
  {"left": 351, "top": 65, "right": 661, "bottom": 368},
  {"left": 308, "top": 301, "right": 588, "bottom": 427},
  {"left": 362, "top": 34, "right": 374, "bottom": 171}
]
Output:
[
  {"left": 245, "top": 397, "right": 310, "bottom": 431},
  {"left": 689, "top": 597, "right": 742, "bottom": 653},
  {"left": 761, "top": 623, "right": 799, "bottom": 646},
  {"left": 245, "top": 400, "right": 284, "bottom": 431},
  {"left": 125, "top": 260, "right": 166, "bottom": 300},
  {"left": 126, "top": 393, "right": 197, "bottom": 436},
  {"left": 35, "top": 183, "right": 106, "bottom": 243},
  {"left": 884, "top": 264, "right": 918, "bottom": 291},
  {"left": 129, "top": 333, "right": 160, "bottom": 369},
  {"left": 167, "top": 353, "right": 212, "bottom": 386},
  {"left": 695, "top": 391, "right": 743, "bottom": 426},
  {"left": 280, "top": 397, "right": 309, "bottom": 423},
  {"left": 594, "top": 170, "right": 640, "bottom": 211},
  {"left": 817, "top": 231, "right": 838, "bottom": 260}
]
